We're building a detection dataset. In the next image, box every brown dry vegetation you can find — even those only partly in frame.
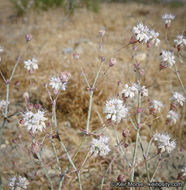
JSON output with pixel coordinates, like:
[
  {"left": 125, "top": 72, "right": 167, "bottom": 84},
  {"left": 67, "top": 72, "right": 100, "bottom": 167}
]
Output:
[{"left": 0, "top": 1, "right": 186, "bottom": 190}]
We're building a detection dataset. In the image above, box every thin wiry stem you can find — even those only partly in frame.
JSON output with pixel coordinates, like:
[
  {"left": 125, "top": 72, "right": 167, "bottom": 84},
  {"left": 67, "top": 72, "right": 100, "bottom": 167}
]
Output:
[
  {"left": 113, "top": 125, "right": 131, "bottom": 167},
  {"left": 173, "top": 64, "right": 186, "bottom": 96},
  {"left": 0, "top": 43, "right": 28, "bottom": 138},
  {"left": 52, "top": 98, "right": 82, "bottom": 189},
  {"left": 130, "top": 67, "right": 141, "bottom": 187},
  {"left": 100, "top": 157, "right": 115, "bottom": 190},
  {"left": 37, "top": 153, "right": 54, "bottom": 190}
]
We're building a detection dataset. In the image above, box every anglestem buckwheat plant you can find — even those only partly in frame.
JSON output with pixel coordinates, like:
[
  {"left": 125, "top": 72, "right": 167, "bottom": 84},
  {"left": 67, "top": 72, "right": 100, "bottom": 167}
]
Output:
[{"left": 1, "top": 11, "right": 186, "bottom": 190}]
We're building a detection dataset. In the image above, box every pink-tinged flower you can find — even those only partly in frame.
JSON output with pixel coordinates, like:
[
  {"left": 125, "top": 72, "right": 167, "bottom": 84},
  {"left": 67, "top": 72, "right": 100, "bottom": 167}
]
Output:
[
  {"left": 104, "top": 98, "right": 128, "bottom": 123},
  {"left": 31, "top": 141, "right": 40, "bottom": 154},
  {"left": 49, "top": 75, "right": 67, "bottom": 93},
  {"left": 153, "top": 132, "right": 176, "bottom": 153},
  {"left": 122, "top": 129, "right": 130, "bottom": 138},
  {"left": 73, "top": 53, "right": 79, "bottom": 60},
  {"left": 132, "top": 83, "right": 148, "bottom": 97},
  {"left": 131, "top": 22, "right": 160, "bottom": 47},
  {"left": 22, "top": 110, "right": 48, "bottom": 133},
  {"left": 171, "top": 92, "right": 185, "bottom": 106},
  {"left": 132, "top": 22, "right": 150, "bottom": 44},
  {"left": 90, "top": 136, "right": 110, "bottom": 157},
  {"left": 160, "top": 50, "right": 175, "bottom": 69},
  {"left": 162, "top": 13, "right": 175, "bottom": 27},
  {"left": 9, "top": 175, "right": 29, "bottom": 189},
  {"left": 121, "top": 84, "right": 138, "bottom": 99},
  {"left": 25, "top": 34, "right": 32, "bottom": 42},
  {"left": 166, "top": 110, "right": 179, "bottom": 125},
  {"left": 108, "top": 58, "right": 117, "bottom": 67},
  {"left": 149, "top": 100, "right": 163, "bottom": 114},
  {"left": 24, "top": 58, "right": 38, "bottom": 72},
  {"left": 174, "top": 35, "right": 186, "bottom": 51},
  {"left": 99, "top": 29, "right": 106, "bottom": 37},
  {"left": 60, "top": 71, "right": 71, "bottom": 83}
]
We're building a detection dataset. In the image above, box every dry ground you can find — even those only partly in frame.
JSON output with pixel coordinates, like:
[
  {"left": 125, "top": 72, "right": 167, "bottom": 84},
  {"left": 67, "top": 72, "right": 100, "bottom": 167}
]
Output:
[{"left": 0, "top": 1, "right": 186, "bottom": 189}]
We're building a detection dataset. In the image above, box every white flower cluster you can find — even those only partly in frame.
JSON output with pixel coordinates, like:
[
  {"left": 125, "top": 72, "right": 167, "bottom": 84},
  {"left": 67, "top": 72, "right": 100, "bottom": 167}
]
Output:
[
  {"left": 0, "top": 100, "right": 9, "bottom": 110},
  {"left": 9, "top": 175, "right": 29, "bottom": 190},
  {"left": 150, "top": 100, "right": 163, "bottom": 113},
  {"left": 132, "top": 22, "right": 160, "bottom": 46},
  {"left": 171, "top": 92, "right": 185, "bottom": 106},
  {"left": 49, "top": 72, "right": 71, "bottom": 93},
  {"left": 166, "top": 110, "right": 179, "bottom": 125},
  {"left": 90, "top": 136, "right": 110, "bottom": 157},
  {"left": 162, "top": 13, "right": 175, "bottom": 25},
  {"left": 153, "top": 133, "right": 176, "bottom": 153},
  {"left": 160, "top": 50, "right": 175, "bottom": 68},
  {"left": 174, "top": 35, "right": 186, "bottom": 49},
  {"left": 104, "top": 98, "right": 128, "bottom": 123},
  {"left": 22, "top": 110, "right": 48, "bottom": 133},
  {"left": 49, "top": 76, "right": 66, "bottom": 92},
  {"left": 121, "top": 83, "right": 148, "bottom": 98},
  {"left": 24, "top": 58, "right": 38, "bottom": 72},
  {"left": 121, "top": 84, "right": 137, "bottom": 99},
  {"left": 132, "top": 83, "right": 148, "bottom": 97},
  {"left": 181, "top": 165, "right": 186, "bottom": 177}
]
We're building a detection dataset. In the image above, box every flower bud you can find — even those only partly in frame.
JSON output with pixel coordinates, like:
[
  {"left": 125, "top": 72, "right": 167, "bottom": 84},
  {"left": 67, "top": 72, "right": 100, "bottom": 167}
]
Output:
[
  {"left": 117, "top": 174, "right": 126, "bottom": 182},
  {"left": 25, "top": 34, "right": 32, "bottom": 42},
  {"left": 31, "top": 141, "right": 40, "bottom": 154},
  {"left": 14, "top": 81, "right": 20, "bottom": 86},
  {"left": 122, "top": 129, "right": 130, "bottom": 138},
  {"left": 73, "top": 53, "right": 79, "bottom": 60},
  {"left": 60, "top": 71, "right": 71, "bottom": 82},
  {"left": 130, "top": 35, "right": 138, "bottom": 44},
  {"left": 99, "top": 29, "right": 105, "bottom": 37},
  {"left": 108, "top": 58, "right": 116, "bottom": 67}
]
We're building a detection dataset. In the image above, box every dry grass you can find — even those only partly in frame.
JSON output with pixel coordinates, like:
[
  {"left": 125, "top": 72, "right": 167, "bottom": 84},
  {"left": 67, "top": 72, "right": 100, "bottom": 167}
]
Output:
[{"left": 0, "top": 1, "right": 186, "bottom": 189}]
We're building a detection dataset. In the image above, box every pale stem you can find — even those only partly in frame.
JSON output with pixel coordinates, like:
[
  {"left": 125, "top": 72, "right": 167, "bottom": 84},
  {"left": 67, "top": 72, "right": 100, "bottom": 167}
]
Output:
[
  {"left": 37, "top": 153, "right": 54, "bottom": 190},
  {"left": 113, "top": 125, "right": 131, "bottom": 167},
  {"left": 100, "top": 157, "right": 115, "bottom": 190},
  {"left": 130, "top": 68, "right": 141, "bottom": 187}
]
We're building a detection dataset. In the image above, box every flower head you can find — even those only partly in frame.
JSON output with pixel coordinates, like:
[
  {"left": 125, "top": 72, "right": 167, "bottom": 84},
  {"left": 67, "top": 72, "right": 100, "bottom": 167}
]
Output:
[
  {"left": 174, "top": 35, "right": 186, "bottom": 51},
  {"left": 108, "top": 58, "right": 117, "bottom": 67},
  {"left": 90, "top": 136, "right": 110, "bottom": 157},
  {"left": 24, "top": 58, "right": 38, "bottom": 72},
  {"left": 9, "top": 175, "right": 29, "bottom": 190},
  {"left": 160, "top": 50, "right": 175, "bottom": 69},
  {"left": 166, "top": 110, "right": 179, "bottom": 125},
  {"left": 150, "top": 100, "right": 163, "bottom": 114},
  {"left": 132, "top": 83, "right": 148, "bottom": 97},
  {"left": 171, "top": 92, "right": 185, "bottom": 106},
  {"left": 60, "top": 71, "right": 71, "bottom": 83},
  {"left": 153, "top": 132, "right": 176, "bottom": 153},
  {"left": 162, "top": 14, "right": 175, "bottom": 27},
  {"left": 49, "top": 74, "right": 69, "bottom": 93},
  {"left": 121, "top": 84, "right": 138, "bottom": 99},
  {"left": 22, "top": 110, "right": 48, "bottom": 133},
  {"left": 132, "top": 22, "right": 160, "bottom": 47},
  {"left": 104, "top": 98, "right": 128, "bottom": 123}
]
